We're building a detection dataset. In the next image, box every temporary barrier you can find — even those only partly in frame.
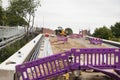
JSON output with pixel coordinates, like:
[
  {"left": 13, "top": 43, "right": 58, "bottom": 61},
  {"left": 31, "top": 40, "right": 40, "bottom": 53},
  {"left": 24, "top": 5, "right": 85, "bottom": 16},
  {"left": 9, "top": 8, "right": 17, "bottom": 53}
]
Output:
[
  {"left": 71, "top": 48, "right": 120, "bottom": 69},
  {"left": 89, "top": 38, "right": 102, "bottom": 45},
  {"left": 69, "top": 34, "right": 83, "bottom": 39},
  {"left": 57, "top": 36, "right": 68, "bottom": 43},
  {"left": 88, "top": 65, "right": 120, "bottom": 80},
  {"left": 16, "top": 48, "right": 120, "bottom": 80},
  {"left": 16, "top": 51, "right": 71, "bottom": 80}
]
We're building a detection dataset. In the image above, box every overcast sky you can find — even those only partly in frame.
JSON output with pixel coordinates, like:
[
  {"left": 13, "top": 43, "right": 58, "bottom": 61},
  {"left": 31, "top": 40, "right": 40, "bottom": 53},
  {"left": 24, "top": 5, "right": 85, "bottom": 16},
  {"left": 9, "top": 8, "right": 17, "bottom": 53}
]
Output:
[{"left": 2, "top": 0, "right": 120, "bottom": 33}]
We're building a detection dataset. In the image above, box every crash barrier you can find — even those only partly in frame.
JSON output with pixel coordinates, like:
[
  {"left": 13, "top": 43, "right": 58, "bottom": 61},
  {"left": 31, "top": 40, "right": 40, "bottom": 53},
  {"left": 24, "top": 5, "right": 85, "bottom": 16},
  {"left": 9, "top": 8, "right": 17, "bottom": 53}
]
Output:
[
  {"left": 57, "top": 36, "right": 68, "bottom": 43},
  {"left": 16, "top": 48, "right": 120, "bottom": 80},
  {"left": 0, "top": 26, "right": 25, "bottom": 40},
  {"left": 0, "top": 26, "right": 25, "bottom": 48},
  {"left": 0, "top": 34, "right": 43, "bottom": 80},
  {"left": 89, "top": 38, "right": 102, "bottom": 45},
  {"left": 86, "top": 36, "right": 120, "bottom": 47},
  {"left": 69, "top": 34, "right": 83, "bottom": 39}
]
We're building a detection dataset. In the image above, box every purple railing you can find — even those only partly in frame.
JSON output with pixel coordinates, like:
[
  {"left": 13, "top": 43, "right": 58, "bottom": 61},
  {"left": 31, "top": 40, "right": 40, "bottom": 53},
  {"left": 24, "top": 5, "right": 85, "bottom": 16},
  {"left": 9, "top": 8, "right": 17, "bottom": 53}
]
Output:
[
  {"left": 57, "top": 36, "right": 68, "bottom": 43},
  {"left": 69, "top": 34, "right": 83, "bottom": 39},
  {"left": 88, "top": 65, "right": 120, "bottom": 80},
  {"left": 71, "top": 48, "right": 120, "bottom": 70},
  {"left": 16, "top": 48, "right": 120, "bottom": 80},
  {"left": 89, "top": 38, "right": 102, "bottom": 45},
  {"left": 16, "top": 51, "right": 71, "bottom": 80}
]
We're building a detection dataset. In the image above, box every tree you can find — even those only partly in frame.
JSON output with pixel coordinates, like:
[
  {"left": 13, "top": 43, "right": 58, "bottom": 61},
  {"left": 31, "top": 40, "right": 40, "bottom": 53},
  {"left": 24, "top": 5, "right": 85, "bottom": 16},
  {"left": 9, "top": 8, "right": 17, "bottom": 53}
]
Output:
[
  {"left": 0, "top": 6, "right": 3, "bottom": 25},
  {"left": 55, "top": 29, "right": 59, "bottom": 35},
  {"left": 111, "top": 22, "right": 120, "bottom": 38},
  {"left": 65, "top": 28, "right": 73, "bottom": 35},
  {"left": 5, "top": 10, "right": 28, "bottom": 26},
  {"left": 8, "top": 0, "right": 40, "bottom": 33},
  {"left": 93, "top": 26, "right": 113, "bottom": 39},
  {"left": 0, "top": 0, "right": 2, "bottom": 6}
]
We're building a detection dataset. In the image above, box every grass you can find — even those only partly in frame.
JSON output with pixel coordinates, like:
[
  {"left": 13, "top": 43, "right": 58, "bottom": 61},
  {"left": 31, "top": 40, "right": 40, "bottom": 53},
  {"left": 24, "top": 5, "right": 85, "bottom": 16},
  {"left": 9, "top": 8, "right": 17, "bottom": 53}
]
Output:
[{"left": 109, "top": 37, "right": 120, "bottom": 42}]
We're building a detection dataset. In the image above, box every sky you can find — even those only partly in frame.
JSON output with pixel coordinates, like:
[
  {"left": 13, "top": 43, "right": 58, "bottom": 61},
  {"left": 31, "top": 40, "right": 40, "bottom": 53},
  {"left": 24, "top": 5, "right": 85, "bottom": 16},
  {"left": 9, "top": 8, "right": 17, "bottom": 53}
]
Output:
[{"left": 2, "top": 0, "right": 120, "bottom": 33}]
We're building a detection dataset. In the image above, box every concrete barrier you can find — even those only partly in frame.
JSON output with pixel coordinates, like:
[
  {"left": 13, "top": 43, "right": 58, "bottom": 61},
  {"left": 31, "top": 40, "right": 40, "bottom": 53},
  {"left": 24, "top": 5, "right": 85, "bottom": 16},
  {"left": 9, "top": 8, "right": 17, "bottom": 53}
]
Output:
[
  {"left": 102, "top": 39, "right": 120, "bottom": 47},
  {"left": 86, "top": 36, "right": 120, "bottom": 47},
  {"left": 0, "top": 34, "right": 43, "bottom": 80}
]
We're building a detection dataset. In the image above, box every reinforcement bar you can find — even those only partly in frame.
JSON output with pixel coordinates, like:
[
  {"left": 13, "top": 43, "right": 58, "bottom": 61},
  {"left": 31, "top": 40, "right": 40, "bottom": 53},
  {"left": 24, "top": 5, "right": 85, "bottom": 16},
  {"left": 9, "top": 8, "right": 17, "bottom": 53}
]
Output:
[{"left": 16, "top": 48, "right": 120, "bottom": 80}]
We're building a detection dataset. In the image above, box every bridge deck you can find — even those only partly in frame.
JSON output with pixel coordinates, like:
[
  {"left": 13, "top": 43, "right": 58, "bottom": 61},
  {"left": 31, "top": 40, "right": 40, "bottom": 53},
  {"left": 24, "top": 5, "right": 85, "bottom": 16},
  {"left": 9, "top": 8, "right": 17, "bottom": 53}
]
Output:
[
  {"left": 50, "top": 37, "right": 118, "bottom": 80},
  {"left": 15, "top": 36, "right": 120, "bottom": 80},
  {"left": 50, "top": 37, "right": 117, "bottom": 54},
  {"left": 50, "top": 37, "right": 119, "bottom": 80}
]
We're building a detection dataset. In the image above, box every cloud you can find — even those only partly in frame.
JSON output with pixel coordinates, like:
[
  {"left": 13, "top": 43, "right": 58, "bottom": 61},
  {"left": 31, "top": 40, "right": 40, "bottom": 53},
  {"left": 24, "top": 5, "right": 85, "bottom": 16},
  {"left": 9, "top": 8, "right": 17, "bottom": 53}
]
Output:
[
  {"left": 35, "top": 0, "right": 120, "bottom": 32},
  {"left": 2, "top": 0, "right": 120, "bottom": 33}
]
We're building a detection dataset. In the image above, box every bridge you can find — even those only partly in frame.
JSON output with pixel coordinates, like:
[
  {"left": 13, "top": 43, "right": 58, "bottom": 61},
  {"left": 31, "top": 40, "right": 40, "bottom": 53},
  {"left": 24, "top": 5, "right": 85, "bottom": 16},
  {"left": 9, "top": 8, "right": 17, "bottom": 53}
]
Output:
[{"left": 0, "top": 33, "right": 120, "bottom": 80}]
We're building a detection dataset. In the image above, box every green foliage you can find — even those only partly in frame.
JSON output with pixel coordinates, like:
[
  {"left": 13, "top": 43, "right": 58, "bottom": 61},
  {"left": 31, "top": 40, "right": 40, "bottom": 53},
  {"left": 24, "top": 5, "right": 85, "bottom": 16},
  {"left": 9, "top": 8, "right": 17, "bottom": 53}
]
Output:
[
  {"left": 93, "top": 26, "right": 113, "bottom": 39},
  {"left": 55, "top": 29, "right": 59, "bottom": 35},
  {"left": 0, "top": 6, "right": 3, "bottom": 25},
  {"left": 0, "top": 1, "right": 28, "bottom": 26},
  {"left": 0, "top": 0, "right": 40, "bottom": 27},
  {"left": 9, "top": 0, "right": 40, "bottom": 29},
  {"left": 7, "top": 12, "right": 27, "bottom": 26},
  {"left": 3, "top": 10, "right": 28, "bottom": 26},
  {"left": 65, "top": 28, "right": 73, "bottom": 35},
  {"left": 109, "top": 37, "right": 120, "bottom": 42},
  {"left": 111, "top": 22, "right": 120, "bottom": 38},
  {"left": 93, "top": 22, "right": 120, "bottom": 41}
]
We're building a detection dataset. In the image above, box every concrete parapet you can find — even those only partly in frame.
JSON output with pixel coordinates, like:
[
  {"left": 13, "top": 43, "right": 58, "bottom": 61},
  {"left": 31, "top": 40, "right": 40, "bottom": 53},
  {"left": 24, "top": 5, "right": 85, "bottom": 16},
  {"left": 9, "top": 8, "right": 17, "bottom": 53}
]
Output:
[{"left": 0, "top": 34, "right": 43, "bottom": 80}]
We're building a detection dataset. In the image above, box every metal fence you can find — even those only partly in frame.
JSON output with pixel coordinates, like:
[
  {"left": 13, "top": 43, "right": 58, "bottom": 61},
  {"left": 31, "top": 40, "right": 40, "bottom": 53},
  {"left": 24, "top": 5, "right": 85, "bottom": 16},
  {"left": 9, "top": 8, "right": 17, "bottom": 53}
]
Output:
[
  {"left": 15, "top": 48, "right": 120, "bottom": 80},
  {"left": 89, "top": 38, "right": 102, "bottom": 45}
]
